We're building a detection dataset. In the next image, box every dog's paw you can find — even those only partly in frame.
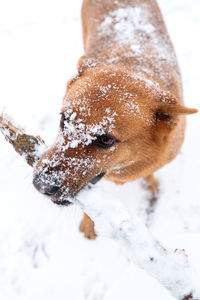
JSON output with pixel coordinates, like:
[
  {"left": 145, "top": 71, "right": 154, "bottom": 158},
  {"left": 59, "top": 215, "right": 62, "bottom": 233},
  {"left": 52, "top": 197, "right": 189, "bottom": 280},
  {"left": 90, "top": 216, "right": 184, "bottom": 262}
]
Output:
[
  {"left": 142, "top": 174, "right": 159, "bottom": 203},
  {"left": 79, "top": 213, "right": 97, "bottom": 240}
]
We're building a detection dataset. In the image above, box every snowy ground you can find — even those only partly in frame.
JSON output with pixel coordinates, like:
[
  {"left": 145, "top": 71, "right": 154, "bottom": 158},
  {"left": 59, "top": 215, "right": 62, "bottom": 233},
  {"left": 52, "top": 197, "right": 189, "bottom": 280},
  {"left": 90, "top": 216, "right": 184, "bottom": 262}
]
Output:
[{"left": 0, "top": 0, "right": 200, "bottom": 299}]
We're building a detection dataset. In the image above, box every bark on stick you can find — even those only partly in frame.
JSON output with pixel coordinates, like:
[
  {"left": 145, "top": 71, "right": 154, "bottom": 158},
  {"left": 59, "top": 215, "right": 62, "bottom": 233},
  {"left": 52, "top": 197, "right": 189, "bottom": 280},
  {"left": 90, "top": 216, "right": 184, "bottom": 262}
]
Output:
[{"left": 0, "top": 113, "right": 46, "bottom": 167}]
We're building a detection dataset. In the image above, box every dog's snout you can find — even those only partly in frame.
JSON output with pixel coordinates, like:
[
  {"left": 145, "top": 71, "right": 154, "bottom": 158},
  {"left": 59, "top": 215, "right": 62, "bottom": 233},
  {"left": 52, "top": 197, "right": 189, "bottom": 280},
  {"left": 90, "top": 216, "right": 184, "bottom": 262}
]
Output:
[{"left": 33, "top": 174, "right": 60, "bottom": 196}]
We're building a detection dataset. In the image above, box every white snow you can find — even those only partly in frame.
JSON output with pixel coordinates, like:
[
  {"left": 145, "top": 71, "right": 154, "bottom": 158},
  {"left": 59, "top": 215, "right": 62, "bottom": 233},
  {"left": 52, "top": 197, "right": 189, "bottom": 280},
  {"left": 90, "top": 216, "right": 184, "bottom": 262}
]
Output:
[
  {"left": 76, "top": 187, "right": 200, "bottom": 299},
  {"left": 98, "top": 6, "right": 155, "bottom": 44},
  {"left": 59, "top": 107, "right": 117, "bottom": 149},
  {"left": 97, "top": 2, "right": 178, "bottom": 83},
  {"left": 0, "top": 0, "right": 200, "bottom": 299}
]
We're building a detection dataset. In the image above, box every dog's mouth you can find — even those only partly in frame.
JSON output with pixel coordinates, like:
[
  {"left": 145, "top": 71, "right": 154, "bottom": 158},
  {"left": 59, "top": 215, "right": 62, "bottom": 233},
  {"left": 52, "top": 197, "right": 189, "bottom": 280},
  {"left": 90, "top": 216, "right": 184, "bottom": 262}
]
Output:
[
  {"left": 89, "top": 172, "right": 106, "bottom": 184},
  {"left": 51, "top": 172, "right": 106, "bottom": 206}
]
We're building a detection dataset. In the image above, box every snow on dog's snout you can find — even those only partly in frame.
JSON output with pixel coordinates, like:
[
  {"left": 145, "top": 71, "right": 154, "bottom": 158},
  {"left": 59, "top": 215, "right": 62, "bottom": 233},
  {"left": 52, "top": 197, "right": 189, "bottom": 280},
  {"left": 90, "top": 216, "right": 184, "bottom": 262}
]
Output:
[{"left": 33, "top": 105, "right": 118, "bottom": 201}]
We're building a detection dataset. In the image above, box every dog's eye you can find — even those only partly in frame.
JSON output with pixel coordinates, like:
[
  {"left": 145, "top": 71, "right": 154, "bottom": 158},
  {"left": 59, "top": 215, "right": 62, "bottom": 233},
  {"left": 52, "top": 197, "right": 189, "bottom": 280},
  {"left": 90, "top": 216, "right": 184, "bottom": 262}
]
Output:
[
  {"left": 92, "top": 134, "right": 116, "bottom": 149},
  {"left": 60, "top": 113, "right": 66, "bottom": 129}
]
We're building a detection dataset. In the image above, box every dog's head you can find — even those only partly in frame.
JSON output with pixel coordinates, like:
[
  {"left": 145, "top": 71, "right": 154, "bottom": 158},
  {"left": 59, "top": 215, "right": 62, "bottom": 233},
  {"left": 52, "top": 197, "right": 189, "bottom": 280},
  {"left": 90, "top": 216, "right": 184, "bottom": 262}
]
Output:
[{"left": 33, "top": 58, "right": 197, "bottom": 204}]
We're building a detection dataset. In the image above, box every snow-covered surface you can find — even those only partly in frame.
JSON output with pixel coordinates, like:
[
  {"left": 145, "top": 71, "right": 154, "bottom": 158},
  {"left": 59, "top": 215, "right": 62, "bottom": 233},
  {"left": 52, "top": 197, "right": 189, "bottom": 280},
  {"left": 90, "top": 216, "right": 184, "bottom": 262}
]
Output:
[
  {"left": 76, "top": 187, "right": 200, "bottom": 299},
  {"left": 0, "top": 0, "right": 200, "bottom": 299}
]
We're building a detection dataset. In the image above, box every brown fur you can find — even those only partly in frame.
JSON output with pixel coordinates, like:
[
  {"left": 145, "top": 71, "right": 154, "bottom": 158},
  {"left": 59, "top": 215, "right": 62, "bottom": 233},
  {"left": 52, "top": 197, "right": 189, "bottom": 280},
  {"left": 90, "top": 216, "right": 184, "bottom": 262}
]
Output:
[{"left": 33, "top": 0, "right": 197, "bottom": 239}]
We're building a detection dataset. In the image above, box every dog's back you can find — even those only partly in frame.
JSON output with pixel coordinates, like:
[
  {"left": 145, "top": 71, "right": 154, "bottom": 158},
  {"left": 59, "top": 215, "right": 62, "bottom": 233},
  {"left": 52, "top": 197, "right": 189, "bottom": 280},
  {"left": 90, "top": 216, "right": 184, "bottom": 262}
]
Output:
[{"left": 82, "top": 0, "right": 182, "bottom": 101}]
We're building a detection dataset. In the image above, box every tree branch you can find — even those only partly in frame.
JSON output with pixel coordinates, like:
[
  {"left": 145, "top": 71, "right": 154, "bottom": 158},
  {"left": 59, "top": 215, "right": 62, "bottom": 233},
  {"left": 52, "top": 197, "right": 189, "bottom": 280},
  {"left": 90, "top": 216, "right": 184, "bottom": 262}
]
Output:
[{"left": 0, "top": 113, "right": 46, "bottom": 167}]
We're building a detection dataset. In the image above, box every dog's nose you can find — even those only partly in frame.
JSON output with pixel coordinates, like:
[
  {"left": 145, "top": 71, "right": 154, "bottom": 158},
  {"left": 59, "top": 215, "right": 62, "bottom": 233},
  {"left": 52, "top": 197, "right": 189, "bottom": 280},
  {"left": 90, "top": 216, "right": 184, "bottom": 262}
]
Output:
[{"left": 33, "top": 174, "right": 60, "bottom": 196}]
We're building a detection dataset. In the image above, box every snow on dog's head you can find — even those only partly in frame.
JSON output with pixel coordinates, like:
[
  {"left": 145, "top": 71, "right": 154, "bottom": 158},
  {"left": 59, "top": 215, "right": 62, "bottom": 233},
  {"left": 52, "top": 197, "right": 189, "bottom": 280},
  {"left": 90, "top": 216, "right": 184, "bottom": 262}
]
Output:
[{"left": 33, "top": 62, "right": 180, "bottom": 204}]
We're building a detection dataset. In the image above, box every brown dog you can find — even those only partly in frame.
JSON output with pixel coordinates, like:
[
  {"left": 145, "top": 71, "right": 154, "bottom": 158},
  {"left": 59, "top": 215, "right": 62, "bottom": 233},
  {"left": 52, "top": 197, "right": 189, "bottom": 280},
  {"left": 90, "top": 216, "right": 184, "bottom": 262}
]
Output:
[{"left": 33, "top": 0, "right": 197, "bottom": 239}]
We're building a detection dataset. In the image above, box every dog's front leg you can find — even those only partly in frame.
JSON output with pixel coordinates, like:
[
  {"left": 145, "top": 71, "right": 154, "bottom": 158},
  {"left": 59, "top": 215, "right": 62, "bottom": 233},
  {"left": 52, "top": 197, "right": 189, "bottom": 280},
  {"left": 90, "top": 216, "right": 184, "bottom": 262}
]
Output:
[
  {"left": 79, "top": 213, "right": 96, "bottom": 239},
  {"left": 142, "top": 174, "right": 159, "bottom": 222},
  {"left": 143, "top": 174, "right": 159, "bottom": 202}
]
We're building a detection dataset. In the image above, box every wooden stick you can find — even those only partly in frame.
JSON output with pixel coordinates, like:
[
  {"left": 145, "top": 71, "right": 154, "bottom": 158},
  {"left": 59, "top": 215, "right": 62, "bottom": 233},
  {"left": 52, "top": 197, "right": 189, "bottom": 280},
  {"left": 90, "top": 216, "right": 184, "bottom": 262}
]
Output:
[
  {"left": 1, "top": 113, "right": 200, "bottom": 300},
  {"left": 0, "top": 113, "right": 46, "bottom": 167}
]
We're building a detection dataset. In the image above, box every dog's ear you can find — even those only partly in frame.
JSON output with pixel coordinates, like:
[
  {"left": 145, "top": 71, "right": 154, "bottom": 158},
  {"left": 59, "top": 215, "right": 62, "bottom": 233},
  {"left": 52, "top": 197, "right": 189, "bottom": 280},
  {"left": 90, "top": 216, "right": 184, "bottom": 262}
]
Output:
[
  {"left": 154, "top": 103, "right": 197, "bottom": 128},
  {"left": 77, "top": 55, "right": 100, "bottom": 76},
  {"left": 67, "top": 56, "right": 100, "bottom": 89},
  {"left": 154, "top": 91, "right": 198, "bottom": 124},
  {"left": 155, "top": 103, "right": 198, "bottom": 116},
  {"left": 152, "top": 102, "right": 197, "bottom": 146}
]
